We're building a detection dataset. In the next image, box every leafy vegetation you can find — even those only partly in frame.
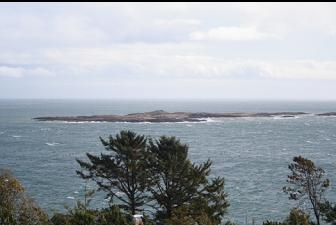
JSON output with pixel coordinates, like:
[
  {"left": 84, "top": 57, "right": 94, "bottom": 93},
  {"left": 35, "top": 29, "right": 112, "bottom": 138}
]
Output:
[
  {"left": 263, "top": 208, "right": 313, "bottom": 225},
  {"left": 0, "top": 169, "right": 50, "bottom": 225},
  {"left": 320, "top": 201, "right": 336, "bottom": 225}
]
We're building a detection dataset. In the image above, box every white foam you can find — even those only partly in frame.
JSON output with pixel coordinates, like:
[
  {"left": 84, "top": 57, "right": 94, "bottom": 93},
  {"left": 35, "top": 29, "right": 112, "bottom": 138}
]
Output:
[
  {"left": 204, "top": 118, "right": 216, "bottom": 122},
  {"left": 40, "top": 128, "right": 51, "bottom": 131},
  {"left": 63, "top": 121, "right": 88, "bottom": 124},
  {"left": 46, "top": 121, "right": 107, "bottom": 124},
  {"left": 46, "top": 142, "right": 60, "bottom": 146},
  {"left": 12, "top": 135, "right": 21, "bottom": 138},
  {"left": 104, "top": 197, "right": 111, "bottom": 201},
  {"left": 115, "top": 191, "right": 126, "bottom": 196},
  {"left": 66, "top": 196, "right": 75, "bottom": 199},
  {"left": 273, "top": 116, "right": 284, "bottom": 120}
]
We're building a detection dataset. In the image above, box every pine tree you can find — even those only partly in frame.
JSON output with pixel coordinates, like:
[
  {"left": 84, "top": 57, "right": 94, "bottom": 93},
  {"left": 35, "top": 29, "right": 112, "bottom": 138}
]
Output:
[
  {"left": 76, "top": 130, "right": 149, "bottom": 215},
  {"left": 146, "top": 136, "right": 229, "bottom": 224}
]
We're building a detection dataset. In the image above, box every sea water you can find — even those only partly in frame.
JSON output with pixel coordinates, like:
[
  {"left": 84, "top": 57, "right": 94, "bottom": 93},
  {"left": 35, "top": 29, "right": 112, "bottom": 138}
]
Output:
[{"left": 1, "top": 99, "right": 336, "bottom": 224}]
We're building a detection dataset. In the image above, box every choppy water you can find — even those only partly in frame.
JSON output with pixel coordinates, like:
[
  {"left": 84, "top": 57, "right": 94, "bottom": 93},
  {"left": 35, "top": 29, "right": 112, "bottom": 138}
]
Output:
[{"left": 1, "top": 99, "right": 336, "bottom": 224}]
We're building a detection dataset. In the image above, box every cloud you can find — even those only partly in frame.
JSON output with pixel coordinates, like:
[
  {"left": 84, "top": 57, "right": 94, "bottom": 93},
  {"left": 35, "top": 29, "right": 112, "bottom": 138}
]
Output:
[
  {"left": 0, "top": 66, "right": 52, "bottom": 78},
  {"left": 260, "top": 60, "right": 336, "bottom": 80},
  {"left": 0, "top": 66, "right": 23, "bottom": 78},
  {"left": 190, "top": 26, "right": 281, "bottom": 41},
  {"left": 154, "top": 19, "right": 201, "bottom": 27},
  {"left": 1, "top": 45, "right": 335, "bottom": 81},
  {"left": 0, "top": 3, "right": 335, "bottom": 47}
]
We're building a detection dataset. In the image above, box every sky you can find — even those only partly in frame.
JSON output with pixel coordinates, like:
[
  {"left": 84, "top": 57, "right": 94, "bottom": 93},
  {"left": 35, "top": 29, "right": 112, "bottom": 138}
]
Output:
[{"left": 0, "top": 2, "right": 336, "bottom": 100}]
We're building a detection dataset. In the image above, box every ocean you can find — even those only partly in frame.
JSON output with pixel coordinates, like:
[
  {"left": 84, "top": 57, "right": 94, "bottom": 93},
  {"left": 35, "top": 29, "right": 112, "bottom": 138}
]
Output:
[{"left": 1, "top": 99, "right": 336, "bottom": 224}]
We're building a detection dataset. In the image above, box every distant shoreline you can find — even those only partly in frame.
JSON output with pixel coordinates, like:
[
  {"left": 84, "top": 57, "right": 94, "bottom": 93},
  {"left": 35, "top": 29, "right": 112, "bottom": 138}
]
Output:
[{"left": 33, "top": 110, "right": 336, "bottom": 123}]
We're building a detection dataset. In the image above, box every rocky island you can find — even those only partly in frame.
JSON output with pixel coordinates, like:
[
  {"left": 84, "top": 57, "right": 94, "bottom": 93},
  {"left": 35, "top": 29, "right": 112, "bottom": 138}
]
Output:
[
  {"left": 316, "top": 112, "right": 336, "bottom": 116},
  {"left": 34, "top": 110, "right": 309, "bottom": 123}
]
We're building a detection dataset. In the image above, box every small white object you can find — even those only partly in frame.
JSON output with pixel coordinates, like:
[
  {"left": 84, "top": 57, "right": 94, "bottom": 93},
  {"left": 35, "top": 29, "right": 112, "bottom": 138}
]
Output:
[{"left": 133, "top": 214, "right": 144, "bottom": 225}]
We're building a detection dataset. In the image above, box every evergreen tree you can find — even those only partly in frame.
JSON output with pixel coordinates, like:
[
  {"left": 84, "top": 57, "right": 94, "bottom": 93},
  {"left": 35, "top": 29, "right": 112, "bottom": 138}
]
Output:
[
  {"left": 76, "top": 130, "right": 149, "bottom": 215},
  {"left": 283, "top": 156, "right": 330, "bottom": 225},
  {"left": 147, "top": 136, "right": 229, "bottom": 224}
]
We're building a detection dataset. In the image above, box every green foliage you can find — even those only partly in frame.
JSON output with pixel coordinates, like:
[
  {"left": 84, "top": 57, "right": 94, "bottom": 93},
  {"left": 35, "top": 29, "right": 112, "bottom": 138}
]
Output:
[
  {"left": 283, "top": 156, "right": 329, "bottom": 225},
  {"left": 320, "top": 200, "right": 336, "bottom": 225},
  {"left": 142, "top": 214, "right": 156, "bottom": 225},
  {"left": 284, "top": 208, "right": 313, "bottom": 225},
  {"left": 164, "top": 205, "right": 217, "bottom": 225},
  {"left": 76, "top": 130, "right": 149, "bottom": 215},
  {"left": 51, "top": 181, "right": 133, "bottom": 225},
  {"left": 224, "top": 221, "right": 236, "bottom": 225},
  {"left": 263, "top": 208, "right": 313, "bottom": 225},
  {"left": 51, "top": 205, "right": 133, "bottom": 225},
  {"left": 50, "top": 213, "right": 71, "bottom": 225},
  {"left": 263, "top": 221, "right": 285, "bottom": 225},
  {"left": 76, "top": 131, "right": 228, "bottom": 223},
  {"left": 147, "top": 136, "right": 229, "bottom": 224},
  {"left": 95, "top": 206, "right": 133, "bottom": 225},
  {"left": 0, "top": 169, "right": 50, "bottom": 225}
]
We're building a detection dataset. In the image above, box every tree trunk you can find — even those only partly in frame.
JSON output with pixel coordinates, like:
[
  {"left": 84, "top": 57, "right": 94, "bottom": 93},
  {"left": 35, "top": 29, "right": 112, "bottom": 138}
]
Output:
[
  {"left": 131, "top": 198, "right": 136, "bottom": 215},
  {"left": 314, "top": 209, "right": 320, "bottom": 225}
]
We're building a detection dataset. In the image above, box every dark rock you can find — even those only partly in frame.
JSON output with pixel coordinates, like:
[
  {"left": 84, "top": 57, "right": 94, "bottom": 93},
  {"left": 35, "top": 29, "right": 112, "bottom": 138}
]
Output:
[
  {"left": 316, "top": 112, "right": 336, "bottom": 116},
  {"left": 34, "top": 110, "right": 309, "bottom": 123}
]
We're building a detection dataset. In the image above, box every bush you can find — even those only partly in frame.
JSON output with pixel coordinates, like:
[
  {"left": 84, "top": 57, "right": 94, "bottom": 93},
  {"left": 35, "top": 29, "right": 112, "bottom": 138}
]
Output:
[{"left": 0, "top": 169, "right": 50, "bottom": 225}]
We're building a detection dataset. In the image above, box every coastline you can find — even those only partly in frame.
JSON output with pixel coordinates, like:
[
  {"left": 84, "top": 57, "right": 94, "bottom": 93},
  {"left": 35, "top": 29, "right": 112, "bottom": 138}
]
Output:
[{"left": 31, "top": 110, "right": 335, "bottom": 123}]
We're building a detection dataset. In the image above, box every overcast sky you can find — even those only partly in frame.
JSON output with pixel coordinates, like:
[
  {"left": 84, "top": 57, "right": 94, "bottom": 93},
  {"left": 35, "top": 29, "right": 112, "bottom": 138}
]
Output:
[{"left": 1, "top": 2, "right": 336, "bottom": 100}]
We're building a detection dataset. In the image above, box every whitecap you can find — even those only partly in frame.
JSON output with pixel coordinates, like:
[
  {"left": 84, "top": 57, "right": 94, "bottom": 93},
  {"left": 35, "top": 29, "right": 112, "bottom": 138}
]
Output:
[
  {"left": 204, "top": 118, "right": 216, "bottom": 122},
  {"left": 12, "top": 135, "right": 21, "bottom": 138},
  {"left": 273, "top": 116, "right": 284, "bottom": 120},
  {"left": 46, "top": 142, "right": 61, "bottom": 146},
  {"left": 269, "top": 208, "right": 279, "bottom": 213},
  {"left": 46, "top": 121, "right": 100, "bottom": 124},
  {"left": 115, "top": 191, "right": 126, "bottom": 196},
  {"left": 104, "top": 197, "right": 111, "bottom": 201},
  {"left": 74, "top": 191, "right": 79, "bottom": 194},
  {"left": 40, "top": 128, "right": 51, "bottom": 131},
  {"left": 66, "top": 196, "right": 75, "bottom": 199},
  {"left": 64, "top": 121, "right": 87, "bottom": 124}
]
